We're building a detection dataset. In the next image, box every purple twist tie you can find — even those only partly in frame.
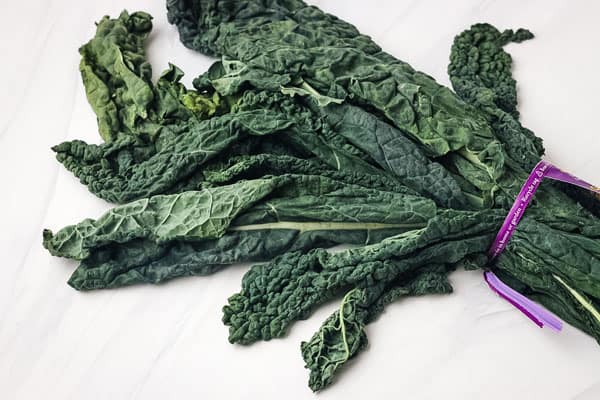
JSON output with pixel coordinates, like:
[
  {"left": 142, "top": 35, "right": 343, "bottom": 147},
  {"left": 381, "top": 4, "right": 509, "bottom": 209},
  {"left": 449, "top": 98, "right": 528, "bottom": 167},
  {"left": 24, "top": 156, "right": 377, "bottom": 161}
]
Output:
[{"left": 485, "top": 160, "right": 599, "bottom": 331}]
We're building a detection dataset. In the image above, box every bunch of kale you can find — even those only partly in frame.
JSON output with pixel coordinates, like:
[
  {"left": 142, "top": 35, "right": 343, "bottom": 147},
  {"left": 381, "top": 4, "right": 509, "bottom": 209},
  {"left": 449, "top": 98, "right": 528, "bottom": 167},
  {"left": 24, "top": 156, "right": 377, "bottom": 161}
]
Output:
[{"left": 43, "top": 3, "right": 600, "bottom": 391}]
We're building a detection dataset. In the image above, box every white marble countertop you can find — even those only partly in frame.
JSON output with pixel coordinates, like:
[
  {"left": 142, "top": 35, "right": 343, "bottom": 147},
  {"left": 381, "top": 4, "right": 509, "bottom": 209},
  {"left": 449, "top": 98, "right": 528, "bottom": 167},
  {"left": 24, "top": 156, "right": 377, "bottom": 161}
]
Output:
[{"left": 2, "top": 1, "right": 600, "bottom": 399}]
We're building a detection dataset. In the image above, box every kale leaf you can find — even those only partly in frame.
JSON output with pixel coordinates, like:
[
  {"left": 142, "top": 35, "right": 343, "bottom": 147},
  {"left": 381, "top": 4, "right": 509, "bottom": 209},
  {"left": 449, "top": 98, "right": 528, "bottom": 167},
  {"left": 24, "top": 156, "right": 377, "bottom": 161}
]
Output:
[{"left": 40, "top": 3, "right": 600, "bottom": 392}]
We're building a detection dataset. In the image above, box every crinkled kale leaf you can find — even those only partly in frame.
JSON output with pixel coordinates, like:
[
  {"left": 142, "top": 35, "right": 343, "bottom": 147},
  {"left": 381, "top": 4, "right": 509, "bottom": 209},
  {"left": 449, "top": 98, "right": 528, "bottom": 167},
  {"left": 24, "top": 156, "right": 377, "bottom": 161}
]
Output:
[{"left": 41, "top": 2, "right": 600, "bottom": 392}]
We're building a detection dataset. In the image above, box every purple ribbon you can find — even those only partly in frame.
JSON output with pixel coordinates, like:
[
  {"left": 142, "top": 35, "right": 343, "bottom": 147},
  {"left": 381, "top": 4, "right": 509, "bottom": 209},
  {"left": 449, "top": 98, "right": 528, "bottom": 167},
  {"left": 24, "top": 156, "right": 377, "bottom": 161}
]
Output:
[
  {"left": 484, "top": 271, "right": 562, "bottom": 332},
  {"left": 485, "top": 160, "right": 599, "bottom": 331},
  {"left": 489, "top": 161, "right": 600, "bottom": 258}
]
